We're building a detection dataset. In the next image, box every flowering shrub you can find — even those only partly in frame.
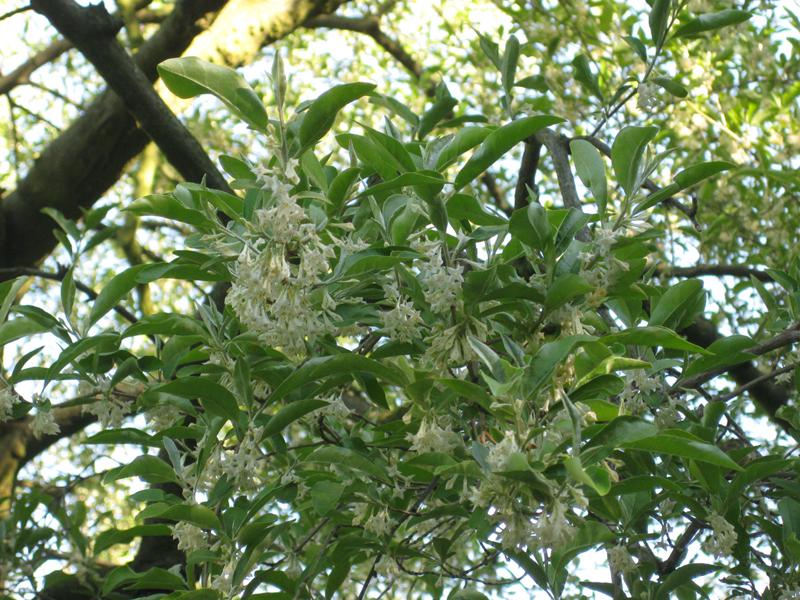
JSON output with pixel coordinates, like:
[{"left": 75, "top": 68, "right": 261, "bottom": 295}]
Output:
[{"left": 1, "top": 3, "right": 799, "bottom": 599}]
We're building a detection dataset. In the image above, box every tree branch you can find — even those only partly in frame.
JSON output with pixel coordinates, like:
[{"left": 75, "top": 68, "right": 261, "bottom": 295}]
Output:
[
  {"left": 514, "top": 139, "right": 541, "bottom": 209},
  {"left": 30, "top": 0, "right": 233, "bottom": 195},
  {"left": 0, "top": 38, "right": 73, "bottom": 96},
  {"left": 305, "top": 14, "right": 422, "bottom": 80},
  {"left": 658, "top": 263, "right": 772, "bottom": 282},
  {"left": 678, "top": 320, "right": 799, "bottom": 424}
]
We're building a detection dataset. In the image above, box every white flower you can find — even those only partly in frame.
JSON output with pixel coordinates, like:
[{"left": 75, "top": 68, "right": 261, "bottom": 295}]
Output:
[
  {"left": 221, "top": 427, "right": 264, "bottom": 492},
  {"left": 364, "top": 509, "right": 393, "bottom": 537},
  {"left": 487, "top": 432, "right": 520, "bottom": 471},
  {"left": 0, "top": 388, "right": 19, "bottom": 422},
  {"left": 381, "top": 296, "right": 423, "bottom": 342},
  {"left": 83, "top": 395, "right": 129, "bottom": 429},
  {"left": 31, "top": 408, "right": 60, "bottom": 438},
  {"left": 417, "top": 248, "right": 463, "bottom": 314},
  {"left": 702, "top": 512, "right": 737, "bottom": 558},
  {"left": 530, "top": 500, "right": 575, "bottom": 550},
  {"left": 170, "top": 521, "right": 208, "bottom": 553},
  {"left": 406, "top": 419, "right": 460, "bottom": 454},
  {"left": 608, "top": 544, "right": 637, "bottom": 574},
  {"left": 637, "top": 81, "right": 660, "bottom": 110}
]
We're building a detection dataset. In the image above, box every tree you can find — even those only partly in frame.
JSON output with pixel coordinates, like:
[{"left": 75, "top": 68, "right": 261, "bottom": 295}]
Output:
[{"left": 0, "top": 0, "right": 798, "bottom": 598}]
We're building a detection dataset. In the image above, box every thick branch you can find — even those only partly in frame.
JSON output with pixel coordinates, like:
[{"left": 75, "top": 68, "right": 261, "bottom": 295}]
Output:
[
  {"left": 30, "top": 0, "right": 232, "bottom": 195},
  {"left": 679, "top": 319, "right": 798, "bottom": 421},
  {"left": 0, "top": 0, "right": 228, "bottom": 272},
  {"left": 514, "top": 139, "right": 541, "bottom": 209}
]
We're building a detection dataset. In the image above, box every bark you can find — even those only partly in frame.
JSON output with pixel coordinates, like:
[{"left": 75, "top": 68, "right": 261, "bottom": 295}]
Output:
[
  {"left": 0, "top": 0, "right": 348, "bottom": 274},
  {"left": 30, "top": 0, "right": 232, "bottom": 194},
  {"left": 0, "top": 0, "right": 227, "bottom": 271}
]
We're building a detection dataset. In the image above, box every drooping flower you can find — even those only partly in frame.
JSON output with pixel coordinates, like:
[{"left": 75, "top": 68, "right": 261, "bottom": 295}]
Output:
[
  {"left": 608, "top": 544, "right": 637, "bottom": 574},
  {"left": 702, "top": 512, "right": 738, "bottom": 558},
  {"left": 406, "top": 419, "right": 461, "bottom": 454}
]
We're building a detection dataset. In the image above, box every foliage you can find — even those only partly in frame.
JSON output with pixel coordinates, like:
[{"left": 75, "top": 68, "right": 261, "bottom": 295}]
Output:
[{"left": 1, "top": 1, "right": 799, "bottom": 599}]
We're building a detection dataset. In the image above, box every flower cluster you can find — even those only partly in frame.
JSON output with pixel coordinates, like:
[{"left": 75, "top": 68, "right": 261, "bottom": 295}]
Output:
[
  {"left": 406, "top": 419, "right": 461, "bottom": 454},
  {"left": 702, "top": 512, "right": 738, "bottom": 558},
  {"left": 0, "top": 387, "right": 18, "bottom": 421},
  {"left": 226, "top": 160, "right": 340, "bottom": 358}
]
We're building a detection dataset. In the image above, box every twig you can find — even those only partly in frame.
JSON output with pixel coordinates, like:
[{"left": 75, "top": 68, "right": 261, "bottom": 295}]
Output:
[
  {"left": 0, "top": 266, "right": 138, "bottom": 323},
  {"left": 305, "top": 14, "right": 423, "bottom": 81},
  {"left": 7, "top": 95, "right": 60, "bottom": 131},
  {"left": 0, "top": 4, "right": 31, "bottom": 22},
  {"left": 23, "top": 80, "right": 86, "bottom": 110},
  {"left": 715, "top": 362, "right": 796, "bottom": 404},
  {"left": 674, "top": 324, "right": 800, "bottom": 393},
  {"left": 357, "top": 477, "right": 440, "bottom": 599},
  {"left": 0, "top": 38, "right": 73, "bottom": 96},
  {"left": 658, "top": 521, "right": 702, "bottom": 575},
  {"left": 657, "top": 263, "right": 772, "bottom": 282}
]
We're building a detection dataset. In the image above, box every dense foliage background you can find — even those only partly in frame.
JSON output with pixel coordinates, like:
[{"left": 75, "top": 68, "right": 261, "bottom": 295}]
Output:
[{"left": 0, "top": 0, "right": 799, "bottom": 598}]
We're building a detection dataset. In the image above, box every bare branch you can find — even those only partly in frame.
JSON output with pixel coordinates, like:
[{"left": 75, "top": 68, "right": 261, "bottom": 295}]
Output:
[
  {"left": 0, "top": 3, "right": 31, "bottom": 22},
  {"left": 0, "top": 38, "right": 73, "bottom": 96},
  {"left": 0, "top": 266, "right": 138, "bottom": 324},
  {"left": 658, "top": 263, "right": 773, "bottom": 282},
  {"left": 306, "top": 14, "right": 422, "bottom": 80}
]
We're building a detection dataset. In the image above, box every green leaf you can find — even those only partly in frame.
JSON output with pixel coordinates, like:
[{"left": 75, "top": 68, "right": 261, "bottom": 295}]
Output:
[
  {"left": 570, "top": 139, "right": 608, "bottom": 217},
  {"left": 649, "top": 0, "right": 671, "bottom": 46},
  {"left": 544, "top": 273, "right": 593, "bottom": 311},
  {"left": 269, "top": 354, "right": 408, "bottom": 404},
  {"left": 572, "top": 54, "right": 603, "bottom": 99},
  {"left": 501, "top": 35, "right": 520, "bottom": 94},
  {"left": 306, "top": 446, "right": 388, "bottom": 480},
  {"left": 311, "top": 481, "right": 344, "bottom": 516},
  {"left": 84, "top": 428, "right": 159, "bottom": 446},
  {"left": 0, "top": 277, "right": 25, "bottom": 325},
  {"left": 525, "top": 335, "right": 595, "bottom": 394},
  {"left": 611, "top": 126, "right": 659, "bottom": 196},
  {"left": 126, "top": 193, "right": 214, "bottom": 229},
  {"left": 651, "top": 76, "right": 688, "bottom": 98},
  {"left": 584, "top": 416, "right": 659, "bottom": 451},
  {"left": 262, "top": 398, "right": 327, "bottom": 438},
  {"left": 358, "top": 172, "right": 444, "bottom": 198},
  {"left": 434, "top": 126, "right": 492, "bottom": 171},
  {"left": 0, "top": 317, "right": 50, "bottom": 347},
  {"left": 649, "top": 279, "right": 704, "bottom": 328},
  {"left": 564, "top": 456, "right": 612, "bottom": 495},
  {"left": 674, "top": 161, "right": 735, "bottom": 187},
  {"left": 601, "top": 326, "right": 708, "bottom": 354},
  {"left": 103, "top": 455, "right": 178, "bottom": 484},
  {"left": 158, "top": 57, "right": 267, "bottom": 130},
  {"left": 655, "top": 564, "right": 720, "bottom": 599},
  {"left": 125, "top": 567, "right": 187, "bottom": 591},
  {"left": 623, "top": 431, "right": 742, "bottom": 470},
  {"left": 635, "top": 161, "right": 734, "bottom": 212},
  {"left": 454, "top": 115, "right": 563, "bottom": 190},
  {"left": 88, "top": 264, "right": 148, "bottom": 327},
  {"left": 149, "top": 378, "right": 241, "bottom": 424},
  {"left": 674, "top": 9, "right": 751, "bottom": 37},
  {"left": 94, "top": 524, "right": 171, "bottom": 555},
  {"left": 418, "top": 84, "right": 458, "bottom": 139},
  {"left": 298, "top": 82, "right": 376, "bottom": 150}
]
